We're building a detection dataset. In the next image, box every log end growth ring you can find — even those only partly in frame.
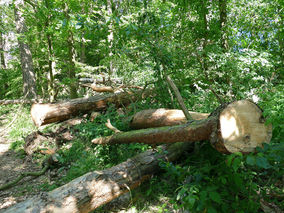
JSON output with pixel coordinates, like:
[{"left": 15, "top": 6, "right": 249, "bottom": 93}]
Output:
[{"left": 211, "top": 100, "right": 272, "bottom": 154}]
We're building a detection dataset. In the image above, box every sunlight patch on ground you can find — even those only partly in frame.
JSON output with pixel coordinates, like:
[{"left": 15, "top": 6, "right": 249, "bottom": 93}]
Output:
[
  {"left": 0, "top": 144, "right": 9, "bottom": 154},
  {"left": 0, "top": 196, "right": 16, "bottom": 209}
]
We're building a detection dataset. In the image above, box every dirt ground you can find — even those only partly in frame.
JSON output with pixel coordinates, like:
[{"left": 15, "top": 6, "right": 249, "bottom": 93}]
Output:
[{"left": 0, "top": 114, "right": 47, "bottom": 210}]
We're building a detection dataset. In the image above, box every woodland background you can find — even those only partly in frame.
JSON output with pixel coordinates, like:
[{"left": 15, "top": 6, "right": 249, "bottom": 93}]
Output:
[{"left": 0, "top": 0, "right": 283, "bottom": 212}]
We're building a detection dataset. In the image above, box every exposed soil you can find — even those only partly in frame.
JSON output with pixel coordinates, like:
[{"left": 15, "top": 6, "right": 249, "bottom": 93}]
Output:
[{"left": 0, "top": 114, "right": 47, "bottom": 210}]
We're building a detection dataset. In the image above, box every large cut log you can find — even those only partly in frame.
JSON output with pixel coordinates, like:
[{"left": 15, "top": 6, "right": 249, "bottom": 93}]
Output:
[
  {"left": 130, "top": 108, "right": 209, "bottom": 129},
  {"left": 1, "top": 142, "right": 193, "bottom": 213},
  {"left": 31, "top": 90, "right": 149, "bottom": 127},
  {"left": 93, "top": 100, "right": 272, "bottom": 154}
]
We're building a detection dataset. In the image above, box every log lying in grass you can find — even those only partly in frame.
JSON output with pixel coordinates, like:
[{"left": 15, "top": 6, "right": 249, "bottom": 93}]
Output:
[
  {"left": 2, "top": 142, "right": 193, "bottom": 213},
  {"left": 31, "top": 90, "right": 149, "bottom": 127},
  {"left": 130, "top": 108, "right": 209, "bottom": 129},
  {"left": 93, "top": 100, "right": 272, "bottom": 154}
]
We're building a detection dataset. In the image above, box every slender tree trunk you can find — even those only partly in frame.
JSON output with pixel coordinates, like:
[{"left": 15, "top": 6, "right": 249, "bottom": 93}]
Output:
[
  {"left": 199, "top": 1, "right": 224, "bottom": 103},
  {"left": 81, "top": 36, "right": 86, "bottom": 63},
  {"left": 80, "top": 7, "right": 86, "bottom": 63},
  {"left": 219, "top": 0, "right": 229, "bottom": 49},
  {"left": 45, "top": 0, "right": 56, "bottom": 102},
  {"left": 277, "top": 6, "right": 284, "bottom": 67},
  {"left": 14, "top": 0, "right": 37, "bottom": 99},
  {"left": 107, "top": 0, "right": 114, "bottom": 83},
  {"left": 0, "top": 30, "right": 8, "bottom": 95},
  {"left": 63, "top": 2, "right": 78, "bottom": 99}
]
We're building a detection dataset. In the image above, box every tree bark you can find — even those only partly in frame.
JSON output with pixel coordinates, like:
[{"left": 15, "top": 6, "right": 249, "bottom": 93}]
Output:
[
  {"left": 31, "top": 89, "right": 151, "bottom": 126},
  {"left": 63, "top": 2, "right": 78, "bottom": 99},
  {"left": 2, "top": 142, "right": 193, "bottom": 213},
  {"left": 45, "top": 0, "right": 56, "bottom": 102},
  {"left": 0, "top": 28, "right": 8, "bottom": 96},
  {"left": 219, "top": 0, "right": 229, "bottom": 49},
  {"left": 93, "top": 100, "right": 272, "bottom": 154},
  {"left": 130, "top": 108, "right": 209, "bottom": 129},
  {"left": 107, "top": 0, "right": 114, "bottom": 83},
  {"left": 14, "top": 0, "right": 37, "bottom": 99}
]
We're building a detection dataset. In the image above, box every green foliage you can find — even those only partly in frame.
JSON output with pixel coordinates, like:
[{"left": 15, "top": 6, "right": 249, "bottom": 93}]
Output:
[
  {"left": 156, "top": 142, "right": 284, "bottom": 212},
  {"left": 0, "top": 0, "right": 283, "bottom": 211}
]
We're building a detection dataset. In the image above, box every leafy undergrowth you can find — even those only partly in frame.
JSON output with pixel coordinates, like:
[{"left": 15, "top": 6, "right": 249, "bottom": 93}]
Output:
[{"left": 1, "top": 88, "right": 283, "bottom": 212}]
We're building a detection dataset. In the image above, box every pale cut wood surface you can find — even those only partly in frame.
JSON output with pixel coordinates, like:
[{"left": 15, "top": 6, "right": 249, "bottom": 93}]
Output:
[{"left": 218, "top": 100, "right": 272, "bottom": 153}]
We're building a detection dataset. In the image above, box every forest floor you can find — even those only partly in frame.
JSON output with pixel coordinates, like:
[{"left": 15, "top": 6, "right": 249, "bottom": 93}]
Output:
[
  {"left": 0, "top": 111, "right": 176, "bottom": 213},
  {"left": 0, "top": 114, "right": 48, "bottom": 210}
]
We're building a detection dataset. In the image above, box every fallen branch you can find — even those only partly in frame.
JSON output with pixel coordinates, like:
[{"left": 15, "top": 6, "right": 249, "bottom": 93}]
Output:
[
  {"left": 0, "top": 154, "right": 58, "bottom": 191},
  {"left": 165, "top": 76, "right": 193, "bottom": 120},
  {"left": 105, "top": 119, "right": 121, "bottom": 133}
]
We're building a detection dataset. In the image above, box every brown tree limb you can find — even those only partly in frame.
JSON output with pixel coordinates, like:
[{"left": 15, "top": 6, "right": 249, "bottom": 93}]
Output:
[
  {"left": 105, "top": 119, "right": 121, "bottom": 133},
  {"left": 165, "top": 76, "right": 193, "bottom": 120}
]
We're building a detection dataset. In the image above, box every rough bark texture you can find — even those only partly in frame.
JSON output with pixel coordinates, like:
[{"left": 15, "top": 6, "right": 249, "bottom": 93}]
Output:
[
  {"left": 130, "top": 108, "right": 209, "bottom": 129},
  {"left": 1, "top": 142, "right": 193, "bottom": 213},
  {"left": 63, "top": 2, "right": 78, "bottom": 99},
  {"left": 219, "top": 0, "right": 229, "bottom": 49},
  {"left": 0, "top": 30, "right": 8, "bottom": 95},
  {"left": 31, "top": 90, "right": 150, "bottom": 126},
  {"left": 14, "top": 0, "right": 37, "bottom": 99},
  {"left": 45, "top": 0, "right": 56, "bottom": 102},
  {"left": 93, "top": 117, "right": 216, "bottom": 145},
  {"left": 94, "top": 100, "right": 272, "bottom": 154}
]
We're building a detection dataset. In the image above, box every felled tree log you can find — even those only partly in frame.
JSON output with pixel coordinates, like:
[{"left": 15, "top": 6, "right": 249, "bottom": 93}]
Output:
[
  {"left": 93, "top": 100, "right": 272, "bottom": 154},
  {"left": 31, "top": 90, "right": 149, "bottom": 127},
  {"left": 130, "top": 108, "right": 209, "bottom": 129},
  {"left": 2, "top": 142, "right": 193, "bottom": 213},
  {"left": 80, "top": 83, "right": 114, "bottom": 93}
]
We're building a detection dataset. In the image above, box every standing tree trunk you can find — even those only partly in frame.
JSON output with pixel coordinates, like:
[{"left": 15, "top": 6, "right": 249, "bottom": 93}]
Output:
[
  {"left": 14, "top": 0, "right": 37, "bottom": 99},
  {"left": 63, "top": 2, "right": 78, "bottom": 99},
  {"left": 0, "top": 27, "right": 8, "bottom": 96},
  {"left": 45, "top": 0, "right": 56, "bottom": 102},
  {"left": 219, "top": 0, "right": 229, "bottom": 49},
  {"left": 107, "top": 0, "right": 115, "bottom": 84}
]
